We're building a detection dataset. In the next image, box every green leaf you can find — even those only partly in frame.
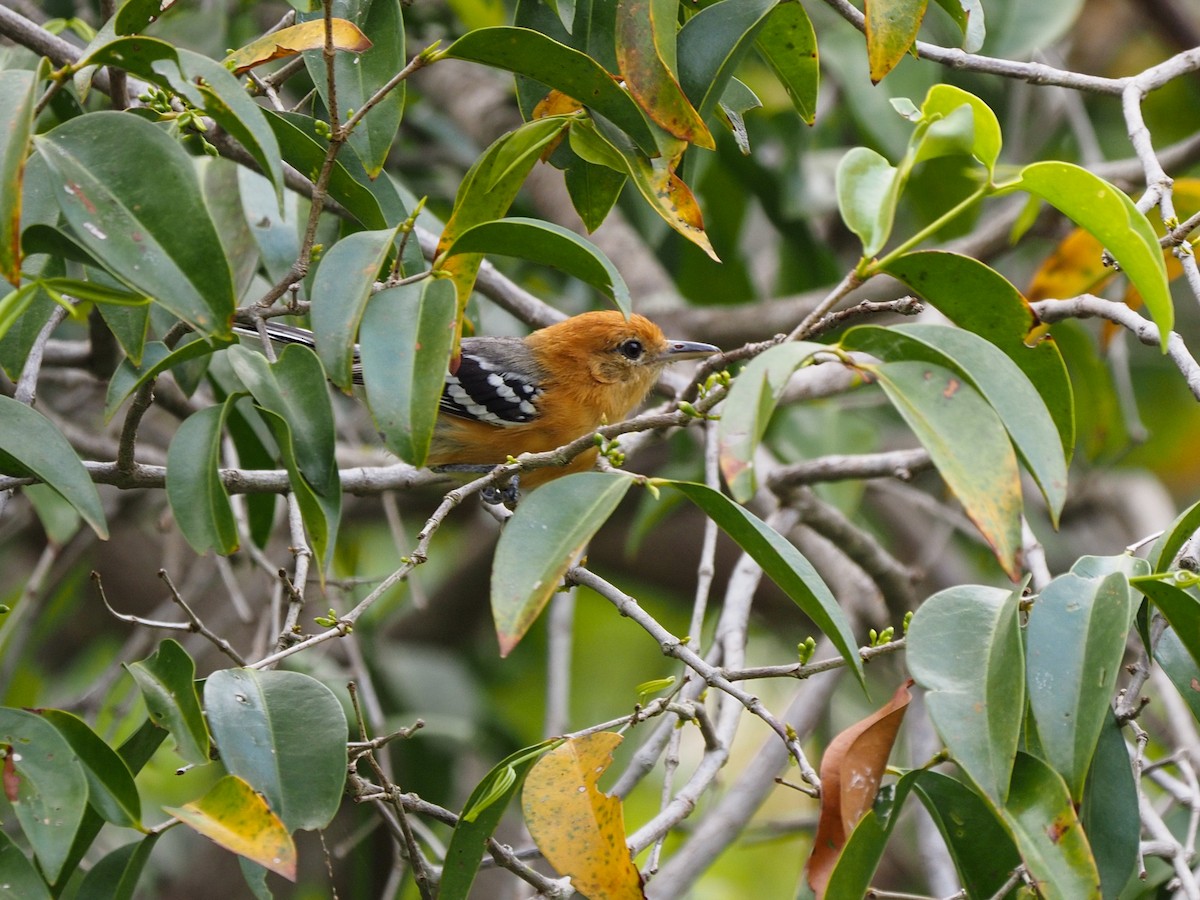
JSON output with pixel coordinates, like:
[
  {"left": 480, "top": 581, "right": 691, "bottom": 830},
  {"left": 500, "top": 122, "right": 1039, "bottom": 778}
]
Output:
[
  {"left": 755, "top": 1, "right": 819, "bottom": 124},
  {"left": 865, "top": 0, "right": 929, "bottom": 83},
  {"left": 435, "top": 117, "right": 572, "bottom": 324},
  {"left": 359, "top": 278, "right": 457, "bottom": 467},
  {"left": 837, "top": 146, "right": 899, "bottom": 257},
  {"left": 1080, "top": 712, "right": 1139, "bottom": 900},
  {"left": 1018, "top": 161, "right": 1172, "bottom": 348},
  {"left": 0, "top": 67, "right": 42, "bottom": 285},
  {"left": 661, "top": 480, "right": 865, "bottom": 689},
  {"left": 567, "top": 119, "right": 718, "bottom": 260},
  {"left": 237, "top": 167, "right": 302, "bottom": 287},
  {"left": 841, "top": 323, "right": 1066, "bottom": 525},
  {"left": 906, "top": 583, "right": 1024, "bottom": 804},
  {"left": 226, "top": 344, "right": 342, "bottom": 573},
  {"left": 1150, "top": 497, "right": 1200, "bottom": 573},
  {"left": 265, "top": 111, "right": 410, "bottom": 230},
  {"left": 73, "top": 834, "right": 160, "bottom": 900},
  {"left": 23, "top": 482, "right": 82, "bottom": 546},
  {"left": 38, "top": 709, "right": 142, "bottom": 829},
  {"left": 883, "top": 250, "right": 1074, "bottom": 455},
  {"left": 931, "top": 0, "right": 985, "bottom": 50},
  {"left": 1133, "top": 577, "right": 1200, "bottom": 674},
  {"left": 0, "top": 829, "right": 51, "bottom": 900},
  {"left": 1024, "top": 571, "right": 1130, "bottom": 801},
  {"left": 715, "top": 341, "right": 828, "bottom": 503},
  {"left": 0, "top": 395, "right": 108, "bottom": 539},
  {"left": 1002, "top": 753, "right": 1101, "bottom": 897},
  {"left": 310, "top": 227, "right": 398, "bottom": 390},
  {"left": 124, "top": 639, "right": 210, "bottom": 766},
  {"left": 910, "top": 770, "right": 1021, "bottom": 896},
  {"left": 872, "top": 360, "right": 1022, "bottom": 578},
  {"left": 821, "top": 771, "right": 920, "bottom": 897},
  {"left": 564, "top": 159, "right": 627, "bottom": 232},
  {"left": 492, "top": 473, "right": 632, "bottom": 656},
  {"left": 104, "top": 337, "right": 234, "bottom": 422},
  {"left": 616, "top": 0, "right": 713, "bottom": 148},
  {"left": 36, "top": 112, "right": 235, "bottom": 337},
  {"left": 39, "top": 276, "right": 149, "bottom": 307},
  {"left": 440, "top": 218, "right": 632, "bottom": 316},
  {"left": 204, "top": 669, "right": 348, "bottom": 831},
  {"left": 0, "top": 283, "right": 41, "bottom": 343},
  {"left": 167, "top": 400, "right": 240, "bottom": 557},
  {"left": 442, "top": 27, "right": 658, "bottom": 155},
  {"left": 1155, "top": 625, "right": 1200, "bottom": 724},
  {"left": 302, "top": 0, "right": 406, "bottom": 177},
  {"left": 440, "top": 739, "right": 561, "bottom": 900},
  {"left": 919, "top": 83, "right": 1001, "bottom": 173},
  {"left": 676, "top": 0, "right": 777, "bottom": 122},
  {"left": 0, "top": 708, "right": 88, "bottom": 883}
]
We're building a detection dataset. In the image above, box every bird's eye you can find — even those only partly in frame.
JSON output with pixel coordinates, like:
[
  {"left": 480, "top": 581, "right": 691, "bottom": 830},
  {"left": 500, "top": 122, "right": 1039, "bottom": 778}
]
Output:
[{"left": 616, "top": 338, "right": 644, "bottom": 360}]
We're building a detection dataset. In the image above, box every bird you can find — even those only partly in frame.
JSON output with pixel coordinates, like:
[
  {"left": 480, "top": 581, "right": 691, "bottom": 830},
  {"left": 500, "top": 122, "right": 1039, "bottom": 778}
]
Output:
[{"left": 239, "top": 310, "right": 719, "bottom": 492}]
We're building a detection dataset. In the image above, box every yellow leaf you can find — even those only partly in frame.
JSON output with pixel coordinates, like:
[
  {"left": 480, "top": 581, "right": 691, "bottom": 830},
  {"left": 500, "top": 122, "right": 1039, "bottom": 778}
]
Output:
[
  {"left": 165, "top": 775, "right": 297, "bottom": 881},
  {"left": 224, "top": 20, "right": 372, "bottom": 75},
  {"left": 865, "top": 0, "right": 929, "bottom": 84},
  {"left": 522, "top": 732, "right": 644, "bottom": 900}
]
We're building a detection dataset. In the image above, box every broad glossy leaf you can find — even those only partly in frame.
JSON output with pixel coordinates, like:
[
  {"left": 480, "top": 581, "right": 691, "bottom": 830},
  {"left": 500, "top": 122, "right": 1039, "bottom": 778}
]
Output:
[
  {"left": 167, "top": 401, "right": 239, "bottom": 556},
  {"left": 73, "top": 834, "right": 160, "bottom": 900},
  {"left": 1150, "top": 498, "right": 1200, "bottom": 573},
  {"left": 1081, "top": 712, "right": 1139, "bottom": 899},
  {"left": 883, "top": 250, "right": 1074, "bottom": 455},
  {"left": 224, "top": 19, "right": 370, "bottom": 74},
  {"left": 808, "top": 681, "right": 911, "bottom": 896},
  {"left": 0, "top": 829, "right": 51, "bottom": 900},
  {"left": 837, "top": 146, "right": 899, "bottom": 257},
  {"left": 115, "top": 0, "right": 176, "bottom": 33},
  {"left": 435, "top": 117, "right": 572, "bottom": 336},
  {"left": 238, "top": 168, "right": 302, "bottom": 286},
  {"left": 24, "top": 483, "right": 82, "bottom": 546},
  {"left": 1155, "top": 626, "right": 1200, "bottom": 724},
  {"left": 124, "top": 639, "right": 209, "bottom": 766},
  {"left": 568, "top": 119, "right": 718, "bottom": 260},
  {"left": 441, "top": 218, "right": 632, "bottom": 316},
  {"left": 265, "top": 111, "right": 410, "bottom": 229},
  {"left": 105, "top": 337, "right": 234, "bottom": 421},
  {"left": 911, "top": 771, "right": 1020, "bottom": 896},
  {"left": 1002, "top": 753, "right": 1101, "bottom": 897},
  {"left": 907, "top": 583, "right": 1024, "bottom": 803},
  {"left": 0, "top": 708, "right": 88, "bottom": 883},
  {"left": 1134, "top": 577, "right": 1200, "bottom": 673},
  {"left": 521, "top": 733, "right": 641, "bottom": 899},
  {"left": 360, "top": 278, "right": 457, "bottom": 467},
  {"left": 310, "top": 227, "right": 397, "bottom": 390},
  {"left": 872, "top": 361, "right": 1022, "bottom": 577},
  {"left": 919, "top": 83, "right": 1000, "bottom": 172},
  {"left": 616, "top": 0, "right": 713, "bottom": 147},
  {"left": 1018, "top": 161, "right": 1171, "bottom": 347},
  {"left": 492, "top": 473, "right": 631, "bottom": 656},
  {"left": 841, "top": 323, "right": 1066, "bottom": 524},
  {"left": 564, "top": 159, "right": 627, "bottom": 232},
  {"left": 662, "top": 480, "right": 865, "bottom": 688},
  {"left": 204, "top": 669, "right": 347, "bottom": 831},
  {"left": 36, "top": 113, "right": 235, "bottom": 337},
  {"left": 0, "top": 67, "right": 41, "bottom": 285},
  {"left": 716, "top": 341, "right": 828, "bottom": 502},
  {"left": 677, "top": 0, "right": 776, "bottom": 122},
  {"left": 865, "top": 0, "right": 929, "bottom": 83},
  {"left": 227, "top": 345, "right": 341, "bottom": 572},
  {"left": 302, "top": 0, "right": 406, "bottom": 177},
  {"left": 443, "top": 27, "right": 658, "bottom": 155},
  {"left": 38, "top": 709, "right": 141, "bottom": 829},
  {"left": 0, "top": 395, "right": 108, "bottom": 539},
  {"left": 165, "top": 776, "right": 296, "bottom": 880},
  {"left": 441, "top": 739, "right": 561, "bottom": 900},
  {"left": 755, "top": 1, "right": 819, "bottom": 124},
  {"left": 1025, "top": 572, "right": 1130, "bottom": 801}
]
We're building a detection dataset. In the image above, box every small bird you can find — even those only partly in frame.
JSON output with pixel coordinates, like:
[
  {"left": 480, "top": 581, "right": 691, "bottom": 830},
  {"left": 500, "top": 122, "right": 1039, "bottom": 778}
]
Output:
[{"left": 243, "top": 310, "right": 719, "bottom": 490}]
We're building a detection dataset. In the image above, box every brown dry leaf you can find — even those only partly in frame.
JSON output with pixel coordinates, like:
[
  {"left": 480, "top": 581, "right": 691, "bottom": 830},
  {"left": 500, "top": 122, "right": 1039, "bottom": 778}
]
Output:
[
  {"left": 522, "top": 732, "right": 645, "bottom": 900},
  {"left": 806, "top": 679, "right": 913, "bottom": 898},
  {"left": 224, "top": 20, "right": 372, "bottom": 75}
]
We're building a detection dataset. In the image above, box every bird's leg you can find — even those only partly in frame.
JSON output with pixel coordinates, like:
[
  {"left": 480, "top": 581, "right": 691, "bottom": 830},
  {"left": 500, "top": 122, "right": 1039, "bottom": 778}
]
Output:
[{"left": 432, "top": 464, "right": 521, "bottom": 507}]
